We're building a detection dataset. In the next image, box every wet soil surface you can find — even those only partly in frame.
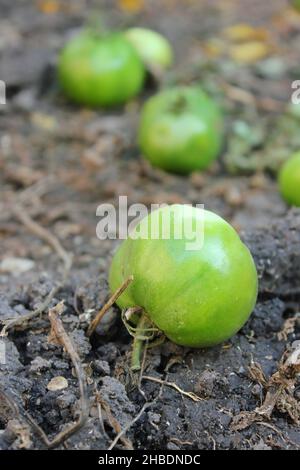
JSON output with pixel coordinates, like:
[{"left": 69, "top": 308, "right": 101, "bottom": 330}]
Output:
[{"left": 0, "top": 0, "right": 300, "bottom": 450}]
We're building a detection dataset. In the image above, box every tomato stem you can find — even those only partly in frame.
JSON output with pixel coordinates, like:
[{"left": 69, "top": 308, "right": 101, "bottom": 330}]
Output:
[
  {"left": 84, "top": 14, "right": 108, "bottom": 39},
  {"left": 131, "top": 312, "right": 151, "bottom": 371}
]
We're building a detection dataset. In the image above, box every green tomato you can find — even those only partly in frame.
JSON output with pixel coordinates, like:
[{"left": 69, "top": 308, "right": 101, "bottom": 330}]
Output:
[
  {"left": 278, "top": 152, "right": 300, "bottom": 207},
  {"left": 138, "top": 86, "right": 224, "bottom": 174},
  {"left": 58, "top": 32, "right": 145, "bottom": 107},
  {"left": 292, "top": 0, "right": 300, "bottom": 11},
  {"left": 124, "top": 27, "right": 173, "bottom": 70},
  {"left": 109, "top": 205, "right": 258, "bottom": 348}
]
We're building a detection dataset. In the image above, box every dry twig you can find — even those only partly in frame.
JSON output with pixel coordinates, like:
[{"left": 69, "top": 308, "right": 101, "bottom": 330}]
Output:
[
  {"left": 0, "top": 205, "right": 72, "bottom": 336},
  {"left": 87, "top": 275, "right": 133, "bottom": 337},
  {"left": 221, "top": 81, "right": 284, "bottom": 112},
  {"left": 93, "top": 385, "right": 106, "bottom": 437},
  {"left": 231, "top": 342, "right": 300, "bottom": 431},
  {"left": 142, "top": 375, "right": 203, "bottom": 402},
  {"left": 277, "top": 314, "right": 300, "bottom": 342},
  {"left": 0, "top": 387, "right": 32, "bottom": 449},
  {"left": 108, "top": 401, "right": 152, "bottom": 450},
  {"left": 0, "top": 387, "right": 20, "bottom": 424},
  {"left": 12, "top": 205, "right": 71, "bottom": 266},
  {"left": 107, "top": 373, "right": 165, "bottom": 450},
  {"left": 23, "top": 302, "right": 89, "bottom": 449},
  {"left": 98, "top": 396, "right": 133, "bottom": 450}
]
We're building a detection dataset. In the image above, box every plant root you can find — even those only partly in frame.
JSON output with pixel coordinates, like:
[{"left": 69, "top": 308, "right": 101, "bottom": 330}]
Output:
[
  {"left": 142, "top": 375, "right": 203, "bottom": 402},
  {"left": 231, "top": 341, "right": 300, "bottom": 431}
]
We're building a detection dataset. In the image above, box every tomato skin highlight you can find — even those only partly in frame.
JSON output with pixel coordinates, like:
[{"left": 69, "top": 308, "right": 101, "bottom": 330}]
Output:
[
  {"left": 58, "top": 32, "right": 145, "bottom": 107},
  {"left": 138, "top": 86, "right": 224, "bottom": 174},
  {"left": 125, "top": 27, "right": 173, "bottom": 70},
  {"left": 278, "top": 152, "right": 300, "bottom": 207},
  {"left": 109, "top": 205, "right": 258, "bottom": 348}
]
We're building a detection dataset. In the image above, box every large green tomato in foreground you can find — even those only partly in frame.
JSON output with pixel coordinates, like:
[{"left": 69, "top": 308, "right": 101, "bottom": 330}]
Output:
[
  {"left": 138, "top": 86, "right": 224, "bottom": 174},
  {"left": 109, "top": 205, "right": 258, "bottom": 347},
  {"left": 58, "top": 32, "right": 145, "bottom": 107},
  {"left": 278, "top": 152, "right": 300, "bottom": 207},
  {"left": 125, "top": 27, "right": 173, "bottom": 70}
]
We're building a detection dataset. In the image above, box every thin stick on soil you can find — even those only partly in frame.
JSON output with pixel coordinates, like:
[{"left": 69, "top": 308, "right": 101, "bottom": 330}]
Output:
[
  {"left": 98, "top": 395, "right": 133, "bottom": 450},
  {"left": 108, "top": 401, "right": 153, "bottom": 450},
  {"left": 23, "top": 302, "right": 89, "bottom": 449},
  {"left": 0, "top": 205, "right": 72, "bottom": 336},
  {"left": 137, "top": 339, "right": 149, "bottom": 398},
  {"left": 87, "top": 275, "right": 133, "bottom": 337},
  {"left": 231, "top": 341, "right": 300, "bottom": 432},
  {"left": 142, "top": 375, "right": 203, "bottom": 402},
  {"left": 12, "top": 204, "right": 71, "bottom": 266},
  {"left": 220, "top": 80, "right": 284, "bottom": 112},
  {"left": 108, "top": 376, "right": 165, "bottom": 450},
  {"left": 0, "top": 387, "right": 21, "bottom": 422},
  {"left": 94, "top": 385, "right": 106, "bottom": 437},
  {"left": 0, "top": 176, "right": 56, "bottom": 223}
]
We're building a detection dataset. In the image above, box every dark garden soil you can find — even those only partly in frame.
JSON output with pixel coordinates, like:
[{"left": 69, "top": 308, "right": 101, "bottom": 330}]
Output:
[{"left": 0, "top": 0, "right": 300, "bottom": 450}]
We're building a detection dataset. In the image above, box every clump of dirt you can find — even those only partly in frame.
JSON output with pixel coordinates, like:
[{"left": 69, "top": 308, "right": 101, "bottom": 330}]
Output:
[{"left": 243, "top": 209, "right": 300, "bottom": 297}]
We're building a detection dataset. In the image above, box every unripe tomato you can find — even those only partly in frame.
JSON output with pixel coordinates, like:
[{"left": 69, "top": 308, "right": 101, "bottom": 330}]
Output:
[
  {"left": 278, "top": 152, "right": 300, "bottom": 207},
  {"left": 125, "top": 27, "right": 173, "bottom": 71},
  {"left": 58, "top": 32, "right": 145, "bottom": 107},
  {"left": 138, "top": 86, "right": 224, "bottom": 174},
  {"left": 292, "top": 0, "right": 300, "bottom": 11},
  {"left": 109, "top": 205, "right": 258, "bottom": 348}
]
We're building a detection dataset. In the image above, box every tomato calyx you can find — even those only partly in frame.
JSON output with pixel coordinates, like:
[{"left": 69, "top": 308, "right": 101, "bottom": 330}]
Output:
[
  {"left": 168, "top": 94, "right": 189, "bottom": 115},
  {"left": 122, "top": 307, "right": 165, "bottom": 371}
]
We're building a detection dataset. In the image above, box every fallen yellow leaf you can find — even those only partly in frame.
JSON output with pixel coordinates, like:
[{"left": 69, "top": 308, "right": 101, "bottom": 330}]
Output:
[
  {"left": 229, "top": 41, "right": 271, "bottom": 64},
  {"left": 118, "top": 0, "right": 144, "bottom": 12},
  {"left": 224, "top": 23, "right": 269, "bottom": 42},
  {"left": 36, "top": 0, "right": 60, "bottom": 14},
  {"left": 31, "top": 112, "right": 57, "bottom": 131}
]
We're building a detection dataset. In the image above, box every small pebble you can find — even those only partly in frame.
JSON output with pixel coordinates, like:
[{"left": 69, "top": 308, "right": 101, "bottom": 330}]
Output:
[{"left": 47, "top": 376, "right": 68, "bottom": 391}]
